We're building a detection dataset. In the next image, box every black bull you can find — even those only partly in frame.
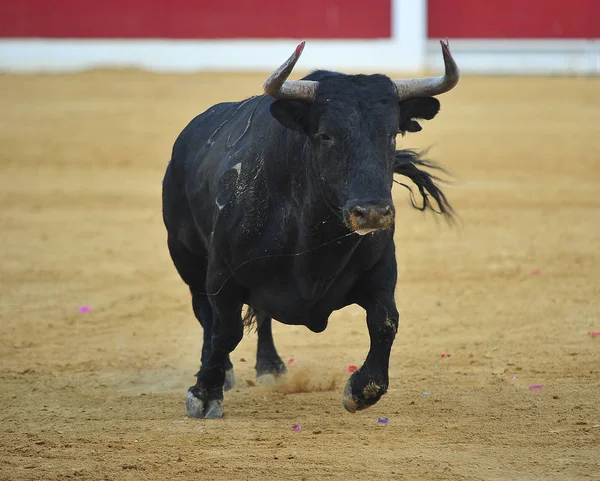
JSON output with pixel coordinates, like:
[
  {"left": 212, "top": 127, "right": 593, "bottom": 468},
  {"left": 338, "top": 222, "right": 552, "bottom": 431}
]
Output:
[{"left": 162, "top": 41, "right": 459, "bottom": 418}]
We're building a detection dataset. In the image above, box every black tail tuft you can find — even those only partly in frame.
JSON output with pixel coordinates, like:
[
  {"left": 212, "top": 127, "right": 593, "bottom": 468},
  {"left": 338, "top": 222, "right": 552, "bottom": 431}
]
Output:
[
  {"left": 393, "top": 149, "right": 457, "bottom": 224},
  {"left": 243, "top": 305, "right": 259, "bottom": 332}
]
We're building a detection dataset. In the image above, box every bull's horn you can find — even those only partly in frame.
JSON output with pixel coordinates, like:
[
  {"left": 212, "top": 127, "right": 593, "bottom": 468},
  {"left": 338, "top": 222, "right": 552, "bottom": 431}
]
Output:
[
  {"left": 263, "top": 41, "right": 318, "bottom": 101},
  {"left": 394, "top": 39, "right": 460, "bottom": 101}
]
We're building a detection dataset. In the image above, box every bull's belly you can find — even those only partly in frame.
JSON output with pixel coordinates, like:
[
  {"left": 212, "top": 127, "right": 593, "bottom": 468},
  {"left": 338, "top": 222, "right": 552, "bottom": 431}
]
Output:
[{"left": 245, "top": 277, "right": 357, "bottom": 333}]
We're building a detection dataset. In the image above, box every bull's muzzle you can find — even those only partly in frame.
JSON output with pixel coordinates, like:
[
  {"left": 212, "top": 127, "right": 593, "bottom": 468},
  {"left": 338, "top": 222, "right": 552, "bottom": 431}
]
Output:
[{"left": 346, "top": 201, "right": 395, "bottom": 235}]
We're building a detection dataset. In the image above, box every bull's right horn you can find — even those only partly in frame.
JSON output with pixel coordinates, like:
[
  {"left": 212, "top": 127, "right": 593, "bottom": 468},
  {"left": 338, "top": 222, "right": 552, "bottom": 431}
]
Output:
[{"left": 263, "top": 41, "right": 318, "bottom": 102}]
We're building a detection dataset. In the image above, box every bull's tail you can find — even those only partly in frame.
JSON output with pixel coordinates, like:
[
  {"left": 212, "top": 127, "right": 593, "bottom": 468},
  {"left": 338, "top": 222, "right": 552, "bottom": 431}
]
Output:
[
  {"left": 243, "top": 305, "right": 259, "bottom": 332},
  {"left": 393, "top": 149, "right": 456, "bottom": 222}
]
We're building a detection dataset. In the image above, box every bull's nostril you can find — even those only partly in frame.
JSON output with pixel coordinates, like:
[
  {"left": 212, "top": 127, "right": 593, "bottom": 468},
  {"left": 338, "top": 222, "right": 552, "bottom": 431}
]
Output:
[{"left": 352, "top": 206, "right": 366, "bottom": 219}]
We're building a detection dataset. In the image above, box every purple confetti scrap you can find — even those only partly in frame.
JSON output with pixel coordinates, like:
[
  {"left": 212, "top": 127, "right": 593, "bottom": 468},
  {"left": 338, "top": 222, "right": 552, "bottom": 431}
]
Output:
[
  {"left": 377, "top": 417, "right": 389, "bottom": 424},
  {"left": 528, "top": 384, "right": 545, "bottom": 390},
  {"left": 78, "top": 305, "right": 91, "bottom": 313},
  {"left": 292, "top": 424, "right": 301, "bottom": 432}
]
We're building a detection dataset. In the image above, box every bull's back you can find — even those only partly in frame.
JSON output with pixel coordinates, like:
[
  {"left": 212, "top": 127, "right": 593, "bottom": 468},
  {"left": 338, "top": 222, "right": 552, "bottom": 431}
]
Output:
[
  {"left": 162, "top": 96, "right": 270, "bottom": 252},
  {"left": 163, "top": 102, "right": 228, "bottom": 244},
  {"left": 167, "top": 100, "right": 240, "bottom": 189}
]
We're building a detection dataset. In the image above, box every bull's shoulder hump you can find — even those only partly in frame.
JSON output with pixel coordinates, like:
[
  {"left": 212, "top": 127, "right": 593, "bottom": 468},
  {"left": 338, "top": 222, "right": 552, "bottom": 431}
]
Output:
[
  {"left": 194, "top": 96, "right": 265, "bottom": 125},
  {"left": 179, "top": 96, "right": 266, "bottom": 144},
  {"left": 184, "top": 101, "right": 238, "bottom": 130}
]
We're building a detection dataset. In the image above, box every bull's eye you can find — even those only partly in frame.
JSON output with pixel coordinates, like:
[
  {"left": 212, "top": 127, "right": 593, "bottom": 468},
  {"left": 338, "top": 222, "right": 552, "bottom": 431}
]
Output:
[
  {"left": 315, "top": 133, "right": 335, "bottom": 146},
  {"left": 390, "top": 135, "right": 397, "bottom": 147}
]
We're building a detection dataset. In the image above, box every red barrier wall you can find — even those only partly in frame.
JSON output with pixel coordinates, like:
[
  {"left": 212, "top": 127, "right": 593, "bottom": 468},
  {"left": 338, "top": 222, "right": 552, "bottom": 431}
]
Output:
[
  {"left": 0, "top": 0, "right": 392, "bottom": 39},
  {"left": 428, "top": 0, "right": 600, "bottom": 38}
]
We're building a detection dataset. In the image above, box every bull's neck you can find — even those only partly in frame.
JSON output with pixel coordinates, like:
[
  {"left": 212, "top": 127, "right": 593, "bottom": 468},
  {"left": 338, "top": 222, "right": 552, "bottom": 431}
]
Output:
[{"left": 294, "top": 165, "right": 350, "bottom": 241}]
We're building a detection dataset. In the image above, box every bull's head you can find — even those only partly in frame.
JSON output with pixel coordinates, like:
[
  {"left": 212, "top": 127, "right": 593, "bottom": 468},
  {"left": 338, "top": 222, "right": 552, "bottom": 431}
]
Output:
[{"left": 263, "top": 41, "right": 459, "bottom": 234}]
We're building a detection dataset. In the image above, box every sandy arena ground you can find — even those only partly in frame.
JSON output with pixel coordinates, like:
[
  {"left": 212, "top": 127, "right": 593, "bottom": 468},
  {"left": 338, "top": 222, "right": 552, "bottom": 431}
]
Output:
[{"left": 1, "top": 70, "right": 599, "bottom": 480}]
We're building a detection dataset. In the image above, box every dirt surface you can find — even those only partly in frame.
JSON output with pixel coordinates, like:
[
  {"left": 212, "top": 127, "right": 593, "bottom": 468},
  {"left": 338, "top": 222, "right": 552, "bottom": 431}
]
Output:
[{"left": 1, "top": 70, "right": 599, "bottom": 480}]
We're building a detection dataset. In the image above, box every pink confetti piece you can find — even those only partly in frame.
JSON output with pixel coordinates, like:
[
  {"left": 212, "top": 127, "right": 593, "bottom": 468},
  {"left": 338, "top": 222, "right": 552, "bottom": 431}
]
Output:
[
  {"left": 292, "top": 424, "right": 301, "bottom": 432},
  {"left": 532, "top": 269, "right": 542, "bottom": 276},
  {"left": 440, "top": 352, "right": 451, "bottom": 358},
  {"left": 286, "top": 358, "right": 299, "bottom": 367},
  {"left": 512, "top": 376, "right": 517, "bottom": 380},
  {"left": 78, "top": 305, "right": 91, "bottom": 313},
  {"left": 590, "top": 332, "right": 600, "bottom": 337},
  {"left": 528, "top": 384, "right": 545, "bottom": 390},
  {"left": 347, "top": 365, "right": 358, "bottom": 373}
]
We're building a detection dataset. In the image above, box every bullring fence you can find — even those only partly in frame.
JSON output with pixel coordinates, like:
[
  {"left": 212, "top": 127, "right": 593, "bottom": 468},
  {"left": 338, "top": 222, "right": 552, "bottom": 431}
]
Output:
[{"left": 0, "top": 0, "right": 598, "bottom": 74}]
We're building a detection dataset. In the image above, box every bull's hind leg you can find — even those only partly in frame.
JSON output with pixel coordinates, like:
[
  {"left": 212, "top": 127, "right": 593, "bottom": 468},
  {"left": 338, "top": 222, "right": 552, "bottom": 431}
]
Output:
[
  {"left": 167, "top": 236, "right": 236, "bottom": 392},
  {"left": 187, "top": 276, "right": 245, "bottom": 419},
  {"left": 255, "top": 313, "right": 286, "bottom": 384}
]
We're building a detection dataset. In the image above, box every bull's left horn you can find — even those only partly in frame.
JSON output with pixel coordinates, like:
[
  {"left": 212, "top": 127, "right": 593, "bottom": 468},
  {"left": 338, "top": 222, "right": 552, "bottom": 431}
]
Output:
[
  {"left": 393, "top": 39, "right": 460, "bottom": 101},
  {"left": 263, "top": 41, "right": 318, "bottom": 101}
]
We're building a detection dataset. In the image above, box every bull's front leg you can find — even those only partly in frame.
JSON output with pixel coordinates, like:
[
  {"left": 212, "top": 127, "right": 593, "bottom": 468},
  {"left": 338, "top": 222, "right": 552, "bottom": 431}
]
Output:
[{"left": 342, "top": 255, "right": 399, "bottom": 413}]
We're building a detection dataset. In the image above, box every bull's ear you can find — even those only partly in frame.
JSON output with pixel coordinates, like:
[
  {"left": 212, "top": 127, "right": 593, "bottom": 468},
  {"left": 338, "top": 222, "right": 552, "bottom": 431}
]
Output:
[
  {"left": 398, "top": 97, "right": 440, "bottom": 134},
  {"left": 270, "top": 100, "right": 311, "bottom": 133}
]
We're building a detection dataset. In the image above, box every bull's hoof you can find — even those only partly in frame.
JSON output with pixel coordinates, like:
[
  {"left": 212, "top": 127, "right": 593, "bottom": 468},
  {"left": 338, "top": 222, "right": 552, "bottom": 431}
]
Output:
[
  {"left": 204, "top": 398, "right": 224, "bottom": 419},
  {"left": 186, "top": 389, "right": 206, "bottom": 418},
  {"left": 342, "top": 370, "right": 387, "bottom": 414},
  {"left": 256, "top": 358, "right": 287, "bottom": 385},
  {"left": 224, "top": 368, "right": 236, "bottom": 391},
  {"left": 186, "top": 385, "right": 224, "bottom": 419}
]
